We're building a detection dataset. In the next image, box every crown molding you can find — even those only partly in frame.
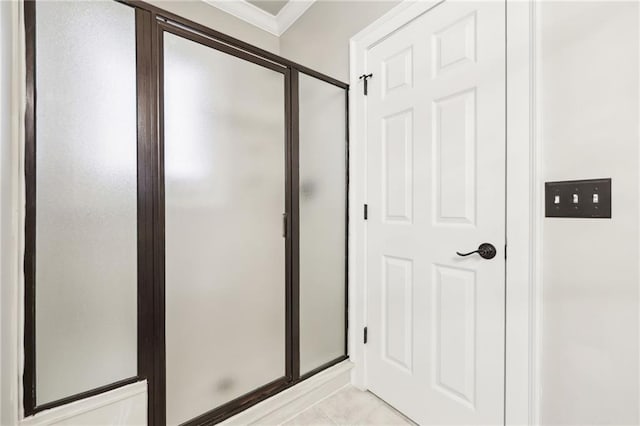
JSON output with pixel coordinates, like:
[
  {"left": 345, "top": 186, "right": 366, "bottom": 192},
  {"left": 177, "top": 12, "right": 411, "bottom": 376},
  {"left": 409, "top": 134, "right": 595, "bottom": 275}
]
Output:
[
  {"left": 203, "top": 0, "right": 315, "bottom": 36},
  {"left": 204, "top": 0, "right": 279, "bottom": 34},
  {"left": 276, "top": 0, "right": 315, "bottom": 35}
]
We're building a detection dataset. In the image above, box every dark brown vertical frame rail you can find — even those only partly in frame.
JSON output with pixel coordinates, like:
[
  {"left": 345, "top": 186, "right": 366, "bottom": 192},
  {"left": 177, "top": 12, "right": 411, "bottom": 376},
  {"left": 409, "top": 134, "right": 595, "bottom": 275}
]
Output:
[
  {"left": 136, "top": 7, "right": 162, "bottom": 426},
  {"left": 153, "top": 15, "right": 166, "bottom": 426},
  {"left": 344, "top": 87, "right": 350, "bottom": 359},
  {"left": 290, "top": 69, "right": 301, "bottom": 382},
  {"left": 23, "top": 0, "right": 36, "bottom": 415},
  {"left": 23, "top": 0, "right": 147, "bottom": 417},
  {"left": 286, "top": 67, "right": 297, "bottom": 383}
]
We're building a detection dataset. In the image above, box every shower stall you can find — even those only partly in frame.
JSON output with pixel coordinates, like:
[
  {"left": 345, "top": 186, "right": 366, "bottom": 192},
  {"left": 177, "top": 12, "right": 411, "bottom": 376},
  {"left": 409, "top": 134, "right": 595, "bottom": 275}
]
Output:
[{"left": 23, "top": 1, "right": 348, "bottom": 424}]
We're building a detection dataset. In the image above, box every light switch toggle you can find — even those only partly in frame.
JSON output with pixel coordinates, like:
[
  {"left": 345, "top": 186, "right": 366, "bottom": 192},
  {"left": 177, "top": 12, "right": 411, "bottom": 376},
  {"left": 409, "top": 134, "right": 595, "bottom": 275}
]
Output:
[
  {"left": 592, "top": 193, "right": 599, "bottom": 203},
  {"left": 554, "top": 195, "right": 560, "bottom": 204},
  {"left": 572, "top": 194, "right": 579, "bottom": 204}
]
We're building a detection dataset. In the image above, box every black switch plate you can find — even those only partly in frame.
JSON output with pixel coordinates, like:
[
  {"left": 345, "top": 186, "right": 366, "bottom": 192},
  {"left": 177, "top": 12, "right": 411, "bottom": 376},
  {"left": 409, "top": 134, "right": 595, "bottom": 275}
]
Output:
[{"left": 545, "top": 178, "right": 611, "bottom": 218}]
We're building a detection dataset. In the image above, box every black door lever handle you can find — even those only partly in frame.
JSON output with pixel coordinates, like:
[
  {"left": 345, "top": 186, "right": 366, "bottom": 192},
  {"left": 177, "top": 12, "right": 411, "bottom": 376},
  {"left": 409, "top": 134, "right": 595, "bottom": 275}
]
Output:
[{"left": 456, "top": 243, "right": 497, "bottom": 260}]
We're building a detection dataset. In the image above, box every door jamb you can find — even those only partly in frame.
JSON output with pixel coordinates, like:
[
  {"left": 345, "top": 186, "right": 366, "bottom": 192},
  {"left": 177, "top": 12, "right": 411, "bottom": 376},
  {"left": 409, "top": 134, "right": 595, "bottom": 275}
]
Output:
[{"left": 348, "top": 1, "right": 541, "bottom": 424}]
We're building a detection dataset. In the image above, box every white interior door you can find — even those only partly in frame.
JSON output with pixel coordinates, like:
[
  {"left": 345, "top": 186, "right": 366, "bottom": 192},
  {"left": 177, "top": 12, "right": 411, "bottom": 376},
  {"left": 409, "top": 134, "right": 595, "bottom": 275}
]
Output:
[{"left": 364, "top": 1, "right": 506, "bottom": 424}]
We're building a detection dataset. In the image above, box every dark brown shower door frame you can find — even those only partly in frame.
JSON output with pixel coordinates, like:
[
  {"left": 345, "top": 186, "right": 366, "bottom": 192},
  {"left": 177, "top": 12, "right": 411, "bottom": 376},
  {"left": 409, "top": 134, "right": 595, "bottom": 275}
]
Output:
[
  {"left": 154, "top": 19, "right": 295, "bottom": 426},
  {"left": 23, "top": 0, "right": 348, "bottom": 425}
]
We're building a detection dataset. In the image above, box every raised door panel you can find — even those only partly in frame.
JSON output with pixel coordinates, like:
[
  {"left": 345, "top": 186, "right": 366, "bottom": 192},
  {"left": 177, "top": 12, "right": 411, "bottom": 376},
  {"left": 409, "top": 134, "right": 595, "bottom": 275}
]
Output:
[
  {"left": 382, "top": 110, "right": 414, "bottom": 223},
  {"left": 432, "top": 12, "right": 477, "bottom": 77},
  {"left": 383, "top": 46, "right": 413, "bottom": 97},
  {"left": 382, "top": 256, "right": 414, "bottom": 373},
  {"left": 432, "top": 89, "right": 476, "bottom": 226},
  {"left": 432, "top": 264, "right": 476, "bottom": 409}
]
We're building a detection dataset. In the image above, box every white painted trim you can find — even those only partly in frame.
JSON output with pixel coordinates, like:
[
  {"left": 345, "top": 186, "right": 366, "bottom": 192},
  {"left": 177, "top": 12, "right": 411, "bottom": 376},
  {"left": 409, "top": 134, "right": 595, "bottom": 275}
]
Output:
[
  {"left": 203, "top": 0, "right": 279, "bottom": 35},
  {"left": 531, "top": 3, "right": 543, "bottom": 423},
  {"left": 277, "top": 0, "right": 315, "bottom": 35},
  {"left": 348, "top": 0, "right": 541, "bottom": 424},
  {"left": 1, "top": 0, "right": 25, "bottom": 424},
  {"left": 221, "top": 361, "right": 353, "bottom": 425},
  {"left": 19, "top": 381, "right": 146, "bottom": 426},
  {"left": 202, "top": 0, "right": 315, "bottom": 36},
  {"left": 504, "top": 1, "right": 542, "bottom": 424}
]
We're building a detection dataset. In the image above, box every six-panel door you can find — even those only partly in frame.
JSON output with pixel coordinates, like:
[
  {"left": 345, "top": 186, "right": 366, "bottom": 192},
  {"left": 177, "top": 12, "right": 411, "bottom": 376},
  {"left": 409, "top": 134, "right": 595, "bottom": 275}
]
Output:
[{"left": 365, "top": 1, "right": 506, "bottom": 424}]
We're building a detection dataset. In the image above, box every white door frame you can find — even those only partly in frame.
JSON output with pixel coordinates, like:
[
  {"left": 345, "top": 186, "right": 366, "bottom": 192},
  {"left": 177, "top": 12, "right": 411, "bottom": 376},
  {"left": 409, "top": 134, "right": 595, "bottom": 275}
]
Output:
[{"left": 348, "top": 1, "right": 542, "bottom": 424}]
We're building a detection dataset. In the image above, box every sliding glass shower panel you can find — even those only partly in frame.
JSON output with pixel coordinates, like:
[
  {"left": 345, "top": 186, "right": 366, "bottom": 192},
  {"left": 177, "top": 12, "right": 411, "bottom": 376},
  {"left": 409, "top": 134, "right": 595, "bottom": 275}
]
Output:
[
  {"left": 163, "top": 33, "right": 287, "bottom": 425},
  {"left": 298, "top": 73, "right": 347, "bottom": 374},
  {"left": 35, "top": 0, "right": 137, "bottom": 405}
]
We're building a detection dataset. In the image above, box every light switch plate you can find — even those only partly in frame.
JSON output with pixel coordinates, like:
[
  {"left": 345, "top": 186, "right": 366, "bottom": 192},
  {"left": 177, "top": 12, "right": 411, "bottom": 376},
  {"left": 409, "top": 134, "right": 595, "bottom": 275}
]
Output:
[{"left": 545, "top": 178, "right": 611, "bottom": 218}]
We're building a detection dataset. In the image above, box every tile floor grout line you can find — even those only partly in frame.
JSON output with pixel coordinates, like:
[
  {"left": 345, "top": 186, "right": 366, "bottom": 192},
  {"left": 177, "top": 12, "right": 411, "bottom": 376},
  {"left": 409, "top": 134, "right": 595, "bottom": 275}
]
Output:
[
  {"left": 368, "top": 391, "right": 417, "bottom": 425},
  {"left": 280, "top": 385, "right": 416, "bottom": 426},
  {"left": 277, "top": 384, "right": 351, "bottom": 425},
  {"left": 314, "top": 386, "right": 383, "bottom": 425}
]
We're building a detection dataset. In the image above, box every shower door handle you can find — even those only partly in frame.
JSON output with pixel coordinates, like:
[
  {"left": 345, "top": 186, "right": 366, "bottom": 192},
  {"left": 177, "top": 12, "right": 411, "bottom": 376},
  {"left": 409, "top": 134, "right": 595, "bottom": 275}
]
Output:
[{"left": 282, "top": 213, "right": 287, "bottom": 238}]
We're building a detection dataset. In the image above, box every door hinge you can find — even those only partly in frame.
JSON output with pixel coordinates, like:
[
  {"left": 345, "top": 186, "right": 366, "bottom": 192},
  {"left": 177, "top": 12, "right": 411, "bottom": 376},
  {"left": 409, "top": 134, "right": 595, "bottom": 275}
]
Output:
[
  {"left": 504, "top": 244, "right": 507, "bottom": 260},
  {"left": 359, "top": 73, "right": 373, "bottom": 96},
  {"left": 364, "top": 326, "right": 368, "bottom": 344},
  {"left": 364, "top": 204, "right": 368, "bottom": 220}
]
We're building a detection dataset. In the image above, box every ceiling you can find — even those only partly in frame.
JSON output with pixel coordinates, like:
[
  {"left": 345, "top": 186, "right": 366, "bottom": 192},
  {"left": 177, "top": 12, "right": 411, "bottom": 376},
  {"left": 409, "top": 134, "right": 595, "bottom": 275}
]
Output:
[
  {"left": 247, "top": 0, "right": 289, "bottom": 16},
  {"left": 206, "top": 0, "right": 315, "bottom": 36}
]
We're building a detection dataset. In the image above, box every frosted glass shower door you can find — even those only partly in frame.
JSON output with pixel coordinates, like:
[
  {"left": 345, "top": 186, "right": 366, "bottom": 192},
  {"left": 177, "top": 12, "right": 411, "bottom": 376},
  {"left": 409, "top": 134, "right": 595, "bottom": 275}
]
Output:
[
  {"left": 33, "top": 0, "right": 138, "bottom": 406},
  {"left": 298, "top": 74, "right": 347, "bottom": 374},
  {"left": 163, "top": 32, "right": 287, "bottom": 425}
]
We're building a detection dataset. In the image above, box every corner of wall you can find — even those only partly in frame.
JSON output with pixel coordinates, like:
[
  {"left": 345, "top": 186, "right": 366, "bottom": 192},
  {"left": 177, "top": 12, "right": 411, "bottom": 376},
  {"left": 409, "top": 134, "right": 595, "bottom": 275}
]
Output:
[{"left": 1, "top": 0, "right": 24, "bottom": 424}]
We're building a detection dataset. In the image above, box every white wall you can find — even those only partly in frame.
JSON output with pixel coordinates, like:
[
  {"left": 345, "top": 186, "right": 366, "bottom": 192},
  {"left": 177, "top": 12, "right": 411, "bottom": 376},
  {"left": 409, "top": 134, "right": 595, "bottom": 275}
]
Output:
[
  {"left": 539, "top": 2, "right": 639, "bottom": 424},
  {"left": 1, "top": 0, "right": 20, "bottom": 424},
  {"left": 0, "top": 0, "right": 6, "bottom": 423},
  {"left": 279, "top": 0, "right": 399, "bottom": 82}
]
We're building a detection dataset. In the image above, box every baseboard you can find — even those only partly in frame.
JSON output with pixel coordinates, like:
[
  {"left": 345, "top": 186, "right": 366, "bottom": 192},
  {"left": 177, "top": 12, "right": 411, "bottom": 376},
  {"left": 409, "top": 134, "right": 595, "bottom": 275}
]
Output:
[
  {"left": 221, "top": 360, "right": 354, "bottom": 425},
  {"left": 19, "top": 381, "right": 147, "bottom": 426}
]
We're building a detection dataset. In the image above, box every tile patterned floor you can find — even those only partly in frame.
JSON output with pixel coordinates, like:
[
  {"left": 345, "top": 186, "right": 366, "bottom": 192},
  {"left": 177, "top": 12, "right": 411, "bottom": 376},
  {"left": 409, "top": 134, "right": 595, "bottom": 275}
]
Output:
[{"left": 280, "top": 386, "right": 415, "bottom": 426}]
